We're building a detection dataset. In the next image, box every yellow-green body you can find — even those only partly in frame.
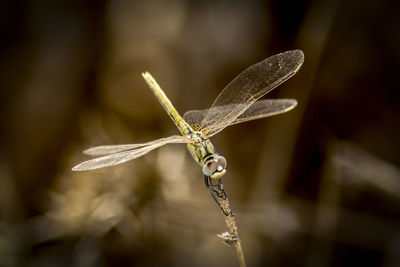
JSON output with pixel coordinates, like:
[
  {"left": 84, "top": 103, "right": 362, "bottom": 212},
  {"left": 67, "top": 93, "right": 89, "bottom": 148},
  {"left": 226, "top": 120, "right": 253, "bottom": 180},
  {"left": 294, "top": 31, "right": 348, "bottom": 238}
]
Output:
[
  {"left": 142, "top": 72, "right": 226, "bottom": 178},
  {"left": 72, "top": 50, "right": 303, "bottom": 176},
  {"left": 185, "top": 132, "right": 215, "bottom": 165}
]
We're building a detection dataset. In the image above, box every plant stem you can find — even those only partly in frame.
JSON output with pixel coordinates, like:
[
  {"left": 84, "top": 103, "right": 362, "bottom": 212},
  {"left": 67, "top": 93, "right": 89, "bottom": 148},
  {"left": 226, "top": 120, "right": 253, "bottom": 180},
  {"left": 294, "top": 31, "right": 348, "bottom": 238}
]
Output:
[
  {"left": 221, "top": 196, "right": 246, "bottom": 267},
  {"left": 205, "top": 176, "right": 246, "bottom": 267}
]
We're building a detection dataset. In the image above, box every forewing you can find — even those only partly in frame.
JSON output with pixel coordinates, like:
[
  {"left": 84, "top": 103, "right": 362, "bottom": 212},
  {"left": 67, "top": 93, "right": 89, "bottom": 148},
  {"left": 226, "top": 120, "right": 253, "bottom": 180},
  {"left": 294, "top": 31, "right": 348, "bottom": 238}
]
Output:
[
  {"left": 72, "top": 135, "right": 191, "bottom": 171},
  {"left": 232, "top": 99, "right": 297, "bottom": 125},
  {"left": 183, "top": 99, "right": 297, "bottom": 133},
  {"left": 200, "top": 50, "right": 304, "bottom": 136},
  {"left": 83, "top": 135, "right": 189, "bottom": 156}
]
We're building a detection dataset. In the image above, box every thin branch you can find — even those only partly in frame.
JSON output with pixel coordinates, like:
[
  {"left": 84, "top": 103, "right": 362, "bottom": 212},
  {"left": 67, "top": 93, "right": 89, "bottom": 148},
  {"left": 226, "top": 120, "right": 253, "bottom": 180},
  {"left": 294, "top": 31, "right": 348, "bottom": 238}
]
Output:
[{"left": 205, "top": 176, "right": 246, "bottom": 267}]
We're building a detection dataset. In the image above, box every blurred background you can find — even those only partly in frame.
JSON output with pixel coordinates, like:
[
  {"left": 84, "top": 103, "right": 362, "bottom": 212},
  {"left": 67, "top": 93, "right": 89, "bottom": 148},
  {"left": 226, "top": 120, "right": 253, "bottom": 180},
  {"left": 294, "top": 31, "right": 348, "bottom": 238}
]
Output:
[{"left": 1, "top": 0, "right": 399, "bottom": 266}]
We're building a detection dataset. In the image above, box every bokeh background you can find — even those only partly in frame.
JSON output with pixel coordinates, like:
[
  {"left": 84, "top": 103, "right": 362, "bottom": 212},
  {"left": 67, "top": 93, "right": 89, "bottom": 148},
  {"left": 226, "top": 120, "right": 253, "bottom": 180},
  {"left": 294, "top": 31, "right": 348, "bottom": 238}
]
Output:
[{"left": 1, "top": 0, "right": 400, "bottom": 266}]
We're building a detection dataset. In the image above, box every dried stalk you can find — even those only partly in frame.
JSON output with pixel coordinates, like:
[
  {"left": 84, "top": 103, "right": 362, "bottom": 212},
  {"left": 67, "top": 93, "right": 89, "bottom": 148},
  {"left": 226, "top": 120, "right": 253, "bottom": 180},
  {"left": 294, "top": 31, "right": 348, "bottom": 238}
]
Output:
[{"left": 205, "top": 176, "right": 246, "bottom": 267}]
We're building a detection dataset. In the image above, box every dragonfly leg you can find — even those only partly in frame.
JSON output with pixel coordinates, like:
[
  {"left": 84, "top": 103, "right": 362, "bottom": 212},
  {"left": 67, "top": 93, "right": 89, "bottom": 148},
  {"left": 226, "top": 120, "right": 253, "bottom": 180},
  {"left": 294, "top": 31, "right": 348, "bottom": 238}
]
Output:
[{"left": 204, "top": 175, "right": 233, "bottom": 216}]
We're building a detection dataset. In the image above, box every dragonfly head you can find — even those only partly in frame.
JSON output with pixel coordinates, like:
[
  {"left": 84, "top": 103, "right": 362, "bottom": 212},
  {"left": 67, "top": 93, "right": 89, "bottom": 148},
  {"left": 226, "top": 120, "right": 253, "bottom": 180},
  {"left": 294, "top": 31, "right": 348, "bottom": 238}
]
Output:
[{"left": 202, "top": 155, "right": 227, "bottom": 179}]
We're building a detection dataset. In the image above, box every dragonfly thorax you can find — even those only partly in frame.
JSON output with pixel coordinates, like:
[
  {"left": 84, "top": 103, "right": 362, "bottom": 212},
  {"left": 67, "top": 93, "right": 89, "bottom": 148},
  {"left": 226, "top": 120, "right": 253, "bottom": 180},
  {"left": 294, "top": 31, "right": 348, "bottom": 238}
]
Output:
[{"left": 186, "top": 131, "right": 227, "bottom": 179}]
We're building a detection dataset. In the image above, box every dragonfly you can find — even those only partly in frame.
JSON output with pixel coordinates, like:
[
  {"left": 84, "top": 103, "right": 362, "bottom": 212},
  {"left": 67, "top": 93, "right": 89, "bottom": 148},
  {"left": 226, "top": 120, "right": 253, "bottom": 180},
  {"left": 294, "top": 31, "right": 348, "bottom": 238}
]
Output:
[{"left": 72, "top": 50, "right": 304, "bottom": 212}]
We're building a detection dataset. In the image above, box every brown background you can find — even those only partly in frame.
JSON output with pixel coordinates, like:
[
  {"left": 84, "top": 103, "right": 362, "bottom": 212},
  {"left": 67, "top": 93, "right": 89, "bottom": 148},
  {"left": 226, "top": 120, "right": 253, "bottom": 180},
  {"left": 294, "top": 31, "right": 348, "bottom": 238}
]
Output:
[{"left": 1, "top": 0, "right": 399, "bottom": 266}]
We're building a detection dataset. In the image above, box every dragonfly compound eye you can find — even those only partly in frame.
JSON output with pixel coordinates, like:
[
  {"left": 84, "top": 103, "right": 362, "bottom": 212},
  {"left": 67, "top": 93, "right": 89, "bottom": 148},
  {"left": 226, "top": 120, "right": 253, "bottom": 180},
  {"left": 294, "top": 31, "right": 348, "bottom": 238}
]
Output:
[
  {"left": 202, "top": 156, "right": 227, "bottom": 178},
  {"left": 216, "top": 156, "right": 227, "bottom": 170},
  {"left": 203, "top": 160, "right": 218, "bottom": 176}
]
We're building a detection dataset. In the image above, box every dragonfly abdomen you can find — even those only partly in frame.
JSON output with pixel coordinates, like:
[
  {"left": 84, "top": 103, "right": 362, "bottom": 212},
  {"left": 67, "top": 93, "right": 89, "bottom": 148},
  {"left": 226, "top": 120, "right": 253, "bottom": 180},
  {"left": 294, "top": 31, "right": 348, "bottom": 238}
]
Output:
[{"left": 142, "top": 72, "right": 194, "bottom": 136}]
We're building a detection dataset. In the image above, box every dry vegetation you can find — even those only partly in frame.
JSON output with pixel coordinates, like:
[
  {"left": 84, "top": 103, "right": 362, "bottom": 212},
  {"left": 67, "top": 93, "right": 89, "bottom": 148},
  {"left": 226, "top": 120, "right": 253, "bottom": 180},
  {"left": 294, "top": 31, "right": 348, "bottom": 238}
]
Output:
[{"left": 1, "top": 0, "right": 399, "bottom": 266}]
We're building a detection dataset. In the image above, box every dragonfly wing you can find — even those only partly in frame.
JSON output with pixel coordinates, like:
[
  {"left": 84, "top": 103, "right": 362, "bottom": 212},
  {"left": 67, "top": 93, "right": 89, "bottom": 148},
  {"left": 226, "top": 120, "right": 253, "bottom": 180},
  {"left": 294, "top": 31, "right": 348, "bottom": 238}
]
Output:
[
  {"left": 84, "top": 144, "right": 148, "bottom": 156},
  {"left": 232, "top": 99, "right": 297, "bottom": 126},
  {"left": 200, "top": 50, "right": 304, "bottom": 137},
  {"left": 184, "top": 102, "right": 240, "bottom": 130},
  {"left": 183, "top": 99, "right": 297, "bottom": 133},
  {"left": 83, "top": 135, "right": 190, "bottom": 156},
  {"left": 72, "top": 135, "right": 191, "bottom": 171},
  {"left": 183, "top": 109, "right": 209, "bottom": 131}
]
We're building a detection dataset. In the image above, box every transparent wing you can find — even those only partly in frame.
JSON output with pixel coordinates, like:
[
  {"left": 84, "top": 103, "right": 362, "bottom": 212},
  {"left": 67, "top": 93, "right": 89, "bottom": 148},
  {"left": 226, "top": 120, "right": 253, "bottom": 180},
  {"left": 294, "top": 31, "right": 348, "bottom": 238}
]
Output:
[
  {"left": 183, "top": 99, "right": 297, "bottom": 132},
  {"left": 83, "top": 135, "right": 190, "bottom": 156},
  {"left": 72, "top": 135, "right": 191, "bottom": 171},
  {"left": 233, "top": 99, "right": 297, "bottom": 125},
  {"left": 200, "top": 50, "right": 304, "bottom": 137}
]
